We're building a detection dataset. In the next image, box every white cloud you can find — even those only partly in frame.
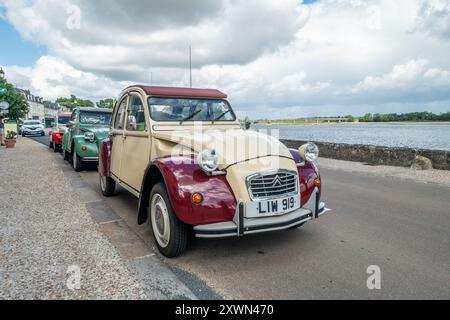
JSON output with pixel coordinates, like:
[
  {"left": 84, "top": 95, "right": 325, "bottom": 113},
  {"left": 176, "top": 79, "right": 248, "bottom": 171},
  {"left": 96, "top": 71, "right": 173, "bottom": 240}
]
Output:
[
  {"left": 1, "top": 0, "right": 304, "bottom": 75},
  {"left": 350, "top": 59, "right": 450, "bottom": 104},
  {"left": 352, "top": 59, "right": 430, "bottom": 92},
  {"left": 413, "top": 0, "right": 450, "bottom": 39},
  {"left": 1, "top": 0, "right": 450, "bottom": 118},
  {"left": 5, "top": 56, "right": 131, "bottom": 101}
]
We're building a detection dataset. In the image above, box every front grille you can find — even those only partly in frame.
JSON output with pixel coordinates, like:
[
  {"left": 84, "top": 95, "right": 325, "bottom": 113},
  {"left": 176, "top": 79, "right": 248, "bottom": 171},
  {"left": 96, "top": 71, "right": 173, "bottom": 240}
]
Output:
[{"left": 247, "top": 170, "right": 298, "bottom": 200}]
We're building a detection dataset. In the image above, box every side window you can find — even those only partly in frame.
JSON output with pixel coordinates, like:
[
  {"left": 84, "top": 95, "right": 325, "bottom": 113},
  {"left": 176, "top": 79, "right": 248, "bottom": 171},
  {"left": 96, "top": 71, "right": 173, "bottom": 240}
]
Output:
[
  {"left": 126, "top": 95, "right": 146, "bottom": 132},
  {"left": 114, "top": 97, "right": 127, "bottom": 129}
]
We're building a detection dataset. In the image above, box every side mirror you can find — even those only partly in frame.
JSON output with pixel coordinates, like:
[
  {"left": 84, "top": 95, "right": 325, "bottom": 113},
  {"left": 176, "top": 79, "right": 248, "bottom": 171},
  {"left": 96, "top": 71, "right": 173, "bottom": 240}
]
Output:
[
  {"left": 66, "top": 121, "right": 74, "bottom": 128},
  {"left": 127, "top": 115, "right": 137, "bottom": 131}
]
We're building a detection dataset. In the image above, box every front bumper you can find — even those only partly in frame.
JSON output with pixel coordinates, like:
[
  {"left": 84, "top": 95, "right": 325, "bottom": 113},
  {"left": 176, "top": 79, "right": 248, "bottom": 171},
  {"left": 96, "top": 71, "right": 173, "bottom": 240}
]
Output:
[
  {"left": 80, "top": 157, "right": 99, "bottom": 162},
  {"left": 194, "top": 189, "right": 331, "bottom": 238},
  {"left": 23, "top": 130, "right": 44, "bottom": 135}
]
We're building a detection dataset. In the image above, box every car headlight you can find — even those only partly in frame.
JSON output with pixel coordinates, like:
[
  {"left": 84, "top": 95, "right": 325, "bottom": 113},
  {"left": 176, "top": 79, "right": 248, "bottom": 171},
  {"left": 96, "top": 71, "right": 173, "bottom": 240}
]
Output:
[
  {"left": 197, "top": 148, "right": 219, "bottom": 173},
  {"left": 299, "top": 142, "right": 319, "bottom": 162},
  {"left": 84, "top": 132, "right": 95, "bottom": 140}
]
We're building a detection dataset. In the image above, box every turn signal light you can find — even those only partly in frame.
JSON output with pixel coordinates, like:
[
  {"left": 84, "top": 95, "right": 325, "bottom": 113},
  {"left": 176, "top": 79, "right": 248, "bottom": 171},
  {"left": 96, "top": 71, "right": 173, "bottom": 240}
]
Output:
[
  {"left": 81, "top": 145, "right": 87, "bottom": 152},
  {"left": 191, "top": 193, "right": 204, "bottom": 205},
  {"left": 314, "top": 178, "right": 321, "bottom": 188}
]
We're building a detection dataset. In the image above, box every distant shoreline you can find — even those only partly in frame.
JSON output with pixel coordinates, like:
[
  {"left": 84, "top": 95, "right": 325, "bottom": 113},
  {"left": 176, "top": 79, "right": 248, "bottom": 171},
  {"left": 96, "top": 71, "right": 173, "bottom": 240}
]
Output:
[{"left": 254, "top": 121, "right": 450, "bottom": 126}]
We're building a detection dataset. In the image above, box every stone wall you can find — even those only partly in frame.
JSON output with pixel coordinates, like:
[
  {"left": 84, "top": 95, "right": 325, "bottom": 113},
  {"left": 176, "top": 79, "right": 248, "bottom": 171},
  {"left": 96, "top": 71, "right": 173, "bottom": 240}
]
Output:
[{"left": 281, "top": 139, "right": 450, "bottom": 170}]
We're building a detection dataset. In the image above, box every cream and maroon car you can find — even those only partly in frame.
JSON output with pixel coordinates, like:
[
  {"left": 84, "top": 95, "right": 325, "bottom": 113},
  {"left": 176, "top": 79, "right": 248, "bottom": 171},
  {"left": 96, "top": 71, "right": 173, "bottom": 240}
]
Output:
[{"left": 98, "top": 85, "right": 331, "bottom": 257}]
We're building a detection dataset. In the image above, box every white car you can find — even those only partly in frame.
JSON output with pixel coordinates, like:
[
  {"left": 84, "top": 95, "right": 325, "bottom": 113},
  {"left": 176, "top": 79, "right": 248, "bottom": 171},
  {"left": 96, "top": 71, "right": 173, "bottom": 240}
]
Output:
[{"left": 21, "top": 120, "right": 45, "bottom": 137}]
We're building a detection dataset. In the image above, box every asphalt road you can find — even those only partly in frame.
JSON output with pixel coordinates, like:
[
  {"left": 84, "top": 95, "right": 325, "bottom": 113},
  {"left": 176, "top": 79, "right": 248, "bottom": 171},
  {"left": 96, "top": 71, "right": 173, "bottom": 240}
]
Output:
[
  {"left": 29, "top": 136, "right": 450, "bottom": 299},
  {"left": 26, "top": 130, "right": 50, "bottom": 147}
]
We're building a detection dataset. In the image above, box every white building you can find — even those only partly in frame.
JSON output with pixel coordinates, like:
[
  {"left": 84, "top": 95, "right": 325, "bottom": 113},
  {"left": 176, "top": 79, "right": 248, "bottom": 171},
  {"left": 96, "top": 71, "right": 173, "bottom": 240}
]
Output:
[{"left": 15, "top": 88, "right": 45, "bottom": 122}]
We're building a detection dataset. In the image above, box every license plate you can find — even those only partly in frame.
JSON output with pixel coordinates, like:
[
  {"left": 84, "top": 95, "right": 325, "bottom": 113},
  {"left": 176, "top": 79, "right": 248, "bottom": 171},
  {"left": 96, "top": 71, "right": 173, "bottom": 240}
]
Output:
[{"left": 246, "top": 195, "right": 300, "bottom": 218}]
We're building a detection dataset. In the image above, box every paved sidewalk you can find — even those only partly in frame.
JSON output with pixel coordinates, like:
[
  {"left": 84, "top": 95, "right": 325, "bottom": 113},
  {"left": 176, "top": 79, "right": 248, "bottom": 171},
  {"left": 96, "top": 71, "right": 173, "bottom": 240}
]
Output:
[{"left": 0, "top": 138, "right": 195, "bottom": 299}]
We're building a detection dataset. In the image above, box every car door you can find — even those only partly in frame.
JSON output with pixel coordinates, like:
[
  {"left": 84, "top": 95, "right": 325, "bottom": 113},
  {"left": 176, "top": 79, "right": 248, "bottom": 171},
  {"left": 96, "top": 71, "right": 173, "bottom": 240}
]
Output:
[
  {"left": 119, "top": 93, "right": 151, "bottom": 192},
  {"left": 110, "top": 96, "right": 128, "bottom": 178}
]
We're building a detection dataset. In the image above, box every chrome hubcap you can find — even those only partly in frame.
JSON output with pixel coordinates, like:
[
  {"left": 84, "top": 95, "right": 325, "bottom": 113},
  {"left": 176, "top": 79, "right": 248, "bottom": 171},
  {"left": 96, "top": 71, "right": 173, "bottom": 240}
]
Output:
[{"left": 150, "top": 194, "right": 170, "bottom": 248}]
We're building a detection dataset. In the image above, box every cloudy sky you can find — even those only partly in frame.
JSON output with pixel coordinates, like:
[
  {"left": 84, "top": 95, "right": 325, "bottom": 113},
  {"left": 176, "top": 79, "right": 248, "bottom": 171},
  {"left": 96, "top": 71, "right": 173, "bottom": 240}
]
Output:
[{"left": 1, "top": 0, "right": 449, "bottom": 119}]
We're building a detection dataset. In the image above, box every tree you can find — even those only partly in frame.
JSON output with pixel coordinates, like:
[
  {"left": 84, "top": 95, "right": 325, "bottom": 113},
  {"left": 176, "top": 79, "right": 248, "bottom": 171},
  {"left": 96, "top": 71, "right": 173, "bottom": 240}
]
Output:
[
  {"left": 0, "top": 77, "right": 29, "bottom": 120},
  {"left": 56, "top": 95, "right": 94, "bottom": 111},
  {"left": 96, "top": 98, "right": 114, "bottom": 109},
  {"left": 359, "top": 113, "right": 373, "bottom": 122}
]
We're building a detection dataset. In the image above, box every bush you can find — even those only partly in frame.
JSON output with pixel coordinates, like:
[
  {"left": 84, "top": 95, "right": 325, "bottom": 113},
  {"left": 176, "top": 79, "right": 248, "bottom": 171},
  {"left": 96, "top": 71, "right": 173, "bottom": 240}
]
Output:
[{"left": 5, "top": 130, "right": 17, "bottom": 139}]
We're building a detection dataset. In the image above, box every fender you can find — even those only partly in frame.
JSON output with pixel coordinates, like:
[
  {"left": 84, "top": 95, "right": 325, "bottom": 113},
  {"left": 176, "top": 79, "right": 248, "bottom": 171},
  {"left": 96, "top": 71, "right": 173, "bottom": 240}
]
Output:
[
  {"left": 99, "top": 138, "right": 112, "bottom": 177},
  {"left": 52, "top": 132, "right": 63, "bottom": 145},
  {"left": 289, "top": 149, "right": 321, "bottom": 205},
  {"left": 137, "top": 156, "right": 237, "bottom": 226},
  {"left": 72, "top": 135, "right": 99, "bottom": 158}
]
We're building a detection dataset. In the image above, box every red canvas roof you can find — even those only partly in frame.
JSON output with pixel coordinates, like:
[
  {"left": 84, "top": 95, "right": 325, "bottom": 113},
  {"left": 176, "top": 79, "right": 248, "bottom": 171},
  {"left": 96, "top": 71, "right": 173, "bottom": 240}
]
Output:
[{"left": 130, "top": 85, "right": 227, "bottom": 99}]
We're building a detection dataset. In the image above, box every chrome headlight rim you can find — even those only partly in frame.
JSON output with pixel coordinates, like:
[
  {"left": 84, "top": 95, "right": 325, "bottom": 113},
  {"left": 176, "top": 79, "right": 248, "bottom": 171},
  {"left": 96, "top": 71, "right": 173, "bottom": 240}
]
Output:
[
  {"left": 299, "top": 142, "right": 319, "bottom": 162},
  {"left": 84, "top": 132, "right": 95, "bottom": 141},
  {"left": 197, "top": 148, "right": 219, "bottom": 173}
]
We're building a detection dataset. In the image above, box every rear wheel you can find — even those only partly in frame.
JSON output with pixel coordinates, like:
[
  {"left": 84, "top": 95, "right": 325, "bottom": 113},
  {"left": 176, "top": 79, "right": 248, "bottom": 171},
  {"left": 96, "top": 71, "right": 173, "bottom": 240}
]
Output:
[
  {"left": 149, "top": 182, "right": 188, "bottom": 258},
  {"left": 99, "top": 172, "right": 116, "bottom": 197},
  {"left": 72, "top": 149, "right": 83, "bottom": 172}
]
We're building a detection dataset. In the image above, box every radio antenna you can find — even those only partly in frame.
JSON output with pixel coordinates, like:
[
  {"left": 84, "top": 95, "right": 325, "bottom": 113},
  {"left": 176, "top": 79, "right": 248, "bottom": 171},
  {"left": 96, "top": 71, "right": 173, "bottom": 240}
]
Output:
[{"left": 189, "top": 46, "right": 192, "bottom": 88}]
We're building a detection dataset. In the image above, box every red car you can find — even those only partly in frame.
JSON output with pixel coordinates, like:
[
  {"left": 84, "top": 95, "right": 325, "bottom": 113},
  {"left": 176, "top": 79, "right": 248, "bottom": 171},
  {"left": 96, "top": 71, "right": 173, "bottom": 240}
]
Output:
[{"left": 48, "top": 113, "right": 71, "bottom": 152}]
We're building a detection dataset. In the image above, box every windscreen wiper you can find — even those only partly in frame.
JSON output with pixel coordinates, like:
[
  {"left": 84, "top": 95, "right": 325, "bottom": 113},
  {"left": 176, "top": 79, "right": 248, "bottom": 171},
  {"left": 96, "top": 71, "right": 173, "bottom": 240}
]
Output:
[
  {"left": 180, "top": 109, "right": 202, "bottom": 124},
  {"left": 212, "top": 109, "right": 231, "bottom": 123}
]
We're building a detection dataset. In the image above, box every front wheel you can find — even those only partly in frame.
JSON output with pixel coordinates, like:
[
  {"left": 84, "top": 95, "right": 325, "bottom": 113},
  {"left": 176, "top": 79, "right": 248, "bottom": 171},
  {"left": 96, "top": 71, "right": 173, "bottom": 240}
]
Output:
[
  {"left": 72, "top": 149, "right": 83, "bottom": 172},
  {"left": 149, "top": 182, "right": 188, "bottom": 258}
]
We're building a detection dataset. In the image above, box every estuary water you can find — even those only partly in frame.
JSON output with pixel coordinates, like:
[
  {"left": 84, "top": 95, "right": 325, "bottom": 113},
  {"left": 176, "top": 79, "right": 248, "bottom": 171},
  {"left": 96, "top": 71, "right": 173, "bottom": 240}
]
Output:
[{"left": 252, "top": 123, "right": 450, "bottom": 151}]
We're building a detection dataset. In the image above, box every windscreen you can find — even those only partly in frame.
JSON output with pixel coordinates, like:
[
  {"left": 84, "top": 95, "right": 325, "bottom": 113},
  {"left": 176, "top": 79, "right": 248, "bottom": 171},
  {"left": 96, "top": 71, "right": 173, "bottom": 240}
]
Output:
[
  {"left": 148, "top": 97, "right": 236, "bottom": 122},
  {"left": 79, "top": 112, "right": 111, "bottom": 125},
  {"left": 58, "top": 117, "right": 70, "bottom": 124}
]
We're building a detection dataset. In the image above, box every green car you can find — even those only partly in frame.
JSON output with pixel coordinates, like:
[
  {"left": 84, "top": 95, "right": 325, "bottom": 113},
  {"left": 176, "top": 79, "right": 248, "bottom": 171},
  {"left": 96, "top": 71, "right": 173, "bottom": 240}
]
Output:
[{"left": 62, "top": 107, "right": 112, "bottom": 172}]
